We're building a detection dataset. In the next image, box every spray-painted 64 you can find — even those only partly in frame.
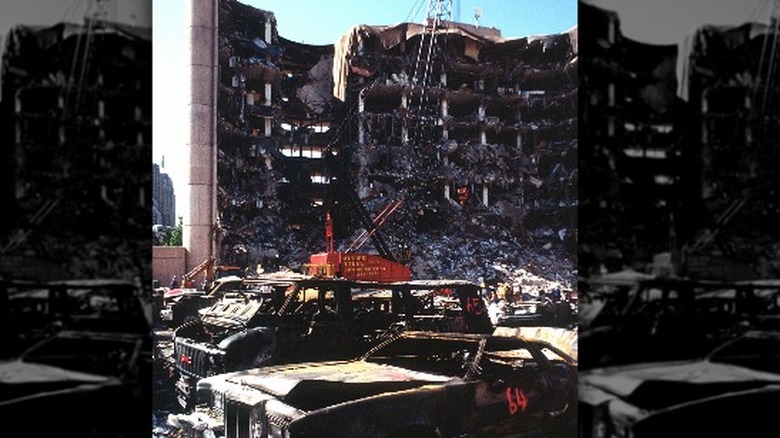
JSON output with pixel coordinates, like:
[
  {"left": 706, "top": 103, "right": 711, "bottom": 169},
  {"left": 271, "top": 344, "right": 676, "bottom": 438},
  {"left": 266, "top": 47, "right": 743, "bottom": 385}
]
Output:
[{"left": 171, "top": 331, "right": 576, "bottom": 438}]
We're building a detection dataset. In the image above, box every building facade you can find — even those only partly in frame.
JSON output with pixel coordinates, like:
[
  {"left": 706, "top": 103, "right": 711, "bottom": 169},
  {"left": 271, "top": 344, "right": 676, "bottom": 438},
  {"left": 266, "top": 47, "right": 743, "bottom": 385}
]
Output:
[
  {"left": 211, "top": 0, "right": 577, "bottom": 283},
  {"left": 1, "top": 20, "right": 151, "bottom": 281}
]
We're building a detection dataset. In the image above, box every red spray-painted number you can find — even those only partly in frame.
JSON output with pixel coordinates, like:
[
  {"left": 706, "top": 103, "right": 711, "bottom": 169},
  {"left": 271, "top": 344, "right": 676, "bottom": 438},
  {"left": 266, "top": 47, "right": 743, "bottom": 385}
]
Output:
[
  {"left": 466, "top": 297, "right": 483, "bottom": 315},
  {"left": 506, "top": 387, "right": 528, "bottom": 415}
]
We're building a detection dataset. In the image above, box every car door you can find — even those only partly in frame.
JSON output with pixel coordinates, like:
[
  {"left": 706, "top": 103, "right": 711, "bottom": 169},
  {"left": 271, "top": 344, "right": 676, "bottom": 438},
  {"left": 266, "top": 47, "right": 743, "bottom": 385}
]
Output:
[{"left": 469, "top": 340, "right": 554, "bottom": 436}]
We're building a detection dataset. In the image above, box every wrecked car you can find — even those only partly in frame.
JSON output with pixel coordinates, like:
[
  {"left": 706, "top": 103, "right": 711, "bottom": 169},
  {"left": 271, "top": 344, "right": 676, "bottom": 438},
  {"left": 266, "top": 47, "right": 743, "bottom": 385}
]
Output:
[
  {"left": 0, "top": 329, "right": 152, "bottom": 437},
  {"left": 171, "top": 275, "right": 493, "bottom": 410},
  {"left": 578, "top": 276, "right": 780, "bottom": 369},
  {"left": 2, "top": 278, "right": 150, "bottom": 356},
  {"left": 578, "top": 330, "right": 780, "bottom": 437},
  {"left": 161, "top": 275, "right": 247, "bottom": 327},
  {"left": 494, "top": 297, "right": 577, "bottom": 329},
  {"left": 172, "top": 331, "right": 576, "bottom": 438}
]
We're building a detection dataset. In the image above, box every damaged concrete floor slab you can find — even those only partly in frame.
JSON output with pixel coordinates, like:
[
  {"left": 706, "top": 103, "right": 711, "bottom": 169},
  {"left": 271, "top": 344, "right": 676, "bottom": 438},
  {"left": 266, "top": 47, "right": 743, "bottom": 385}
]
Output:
[{"left": 212, "top": 0, "right": 577, "bottom": 291}]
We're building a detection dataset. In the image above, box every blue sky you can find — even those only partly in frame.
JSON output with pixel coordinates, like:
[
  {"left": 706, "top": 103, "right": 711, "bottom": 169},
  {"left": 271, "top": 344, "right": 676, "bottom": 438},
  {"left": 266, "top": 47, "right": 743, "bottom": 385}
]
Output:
[
  {"left": 584, "top": 0, "right": 773, "bottom": 45},
  {"left": 0, "top": 1, "right": 150, "bottom": 37},
  {"left": 153, "top": 0, "right": 577, "bottom": 217},
  {"left": 248, "top": 0, "right": 578, "bottom": 44},
  {"left": 154, "top": 0, "right": 774, "bottom": 217}
]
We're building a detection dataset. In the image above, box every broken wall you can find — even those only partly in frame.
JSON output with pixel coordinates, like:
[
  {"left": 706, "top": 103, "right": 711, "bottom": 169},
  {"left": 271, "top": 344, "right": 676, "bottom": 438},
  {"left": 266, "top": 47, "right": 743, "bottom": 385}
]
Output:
[
  {"left": 580, "top": 1, "right": 780, "bottom": 279},
  {"left": 683, "top": 22, "right": 780, "bottom": 279},
  {"left": 579, "top": 2, "right": 687, "bottom": 273},
  {"left": 339, "top": 22, "right": 578, "bottom": 284},
  {"left": 216, "top": 0, "right": 577, "bottom": 289},
  {"left": 216, "top": 0, "right": 346, "bottom": 269},
  {"left": 1, "top": 22, "right": 152, "bottom": 281}
]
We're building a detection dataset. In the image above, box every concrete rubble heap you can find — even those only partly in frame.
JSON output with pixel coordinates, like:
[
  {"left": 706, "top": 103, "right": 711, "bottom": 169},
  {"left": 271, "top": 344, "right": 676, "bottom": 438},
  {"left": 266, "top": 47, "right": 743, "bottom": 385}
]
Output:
[
  {"left": 215, "top": 0, "right": 577, "bottom": 288},
  {"left": 1, "top": 21, "right": 152, "bottom": 281}
]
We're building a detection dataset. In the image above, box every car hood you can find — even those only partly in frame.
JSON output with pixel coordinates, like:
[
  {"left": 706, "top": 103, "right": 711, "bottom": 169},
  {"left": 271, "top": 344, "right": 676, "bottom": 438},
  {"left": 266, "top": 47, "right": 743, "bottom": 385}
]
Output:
[
  {"left": 222, "top": 360, "right": 454, "bottom": 411},
  {"left": 0, "top": 360, "right": 109, "bottom": 404},
  {"left": 580, "top": 360, "right": 780, "bottom": 410}
]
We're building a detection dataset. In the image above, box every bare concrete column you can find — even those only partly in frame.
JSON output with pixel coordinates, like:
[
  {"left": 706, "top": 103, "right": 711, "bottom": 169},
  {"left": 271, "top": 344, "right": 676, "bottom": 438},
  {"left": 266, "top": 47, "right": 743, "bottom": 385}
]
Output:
[
  {"left": 358, "top": 91, "right": 365, "bottom": 145},
  {"left": 401, "top": 93, "right": 409, "bottom": 144},
  {"left": 184, "top": 0, "right": 218, "bottom": 272},
  {"left": 264, "top": 17, "right": 273, "bottom": 43},
  {"left": 264, "top": 83, "right": 272, "bottom": 106}
]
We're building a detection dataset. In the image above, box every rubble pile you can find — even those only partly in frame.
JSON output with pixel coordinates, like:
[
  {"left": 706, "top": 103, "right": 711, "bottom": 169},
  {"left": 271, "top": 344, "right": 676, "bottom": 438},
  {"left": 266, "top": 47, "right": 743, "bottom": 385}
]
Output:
[
  {"left": 214, "top": 0, "right": 576, "bottom": 289},
  {"left": 406, "top": 232, "right": 574, "bottom": 288}
]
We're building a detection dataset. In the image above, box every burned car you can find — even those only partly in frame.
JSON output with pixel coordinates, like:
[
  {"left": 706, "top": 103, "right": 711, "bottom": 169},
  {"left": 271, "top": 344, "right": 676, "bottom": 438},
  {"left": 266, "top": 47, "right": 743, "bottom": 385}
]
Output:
[
  {"left": 578, "top": 330, "right": 780, "bottom": 437},
  {"left": 161, "top": 276, "right": 246, "bottom": 327},
  {"left": 2, "top": 278, "right": 150, "bottom": 355},
  {"left": 578, "top": 276, "right": 780, "bottom": 369},
  {"left": 172, "top": 331, "right": 576, "bottom": 438},
  {"left": 171, "top": 275, "right": 493, "bottom": 410},
  {"left": 0, "top": 329, "right": 152, "bottom": 437}
]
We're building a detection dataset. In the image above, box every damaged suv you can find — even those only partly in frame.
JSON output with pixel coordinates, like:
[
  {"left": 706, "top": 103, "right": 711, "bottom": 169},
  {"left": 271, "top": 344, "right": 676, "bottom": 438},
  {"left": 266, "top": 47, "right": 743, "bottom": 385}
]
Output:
[{"left": 173, "top": 331, "right": 576, "bottom": 438}]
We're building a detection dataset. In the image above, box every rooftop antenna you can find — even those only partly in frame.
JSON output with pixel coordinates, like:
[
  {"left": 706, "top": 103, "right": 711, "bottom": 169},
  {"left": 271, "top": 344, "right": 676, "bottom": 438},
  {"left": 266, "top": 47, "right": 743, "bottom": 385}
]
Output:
[{"left": 474, "top": 7, "right": 482, "bottom": 28}]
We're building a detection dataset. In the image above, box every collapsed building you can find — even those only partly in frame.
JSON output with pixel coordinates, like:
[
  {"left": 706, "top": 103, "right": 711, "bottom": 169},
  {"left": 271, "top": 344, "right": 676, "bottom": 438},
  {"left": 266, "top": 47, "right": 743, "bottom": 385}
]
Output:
[
  {"left": 681, "top": 22, "right": 780, "bottom": 280},
  {"left": 214, "top": 0, "right": 577, "bottom": 288},
  {"left": 578, "top": 2, "right": 685, "bottom": 274},
  {"left": 1, "top": 20, "right": 152, "bottom": 281},
  {"left": 579, "top": 1, "right": 780, "bottom": 280}
]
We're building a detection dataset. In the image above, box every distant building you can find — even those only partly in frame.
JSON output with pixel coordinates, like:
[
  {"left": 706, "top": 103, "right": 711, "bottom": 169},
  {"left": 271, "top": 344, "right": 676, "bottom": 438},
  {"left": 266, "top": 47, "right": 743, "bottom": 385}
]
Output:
[
  {"left": 152, "top": 198, "right": 163, "bottom": 227},
  {"left": 153, "top": 163, "right": 176, "bottom": 226}
]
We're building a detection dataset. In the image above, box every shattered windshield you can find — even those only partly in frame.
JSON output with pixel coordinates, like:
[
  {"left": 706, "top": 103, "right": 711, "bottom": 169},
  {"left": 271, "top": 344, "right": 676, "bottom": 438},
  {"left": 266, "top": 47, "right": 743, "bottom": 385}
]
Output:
[{"left": 365, "top": 336, "right": 481, "bottom": 376}]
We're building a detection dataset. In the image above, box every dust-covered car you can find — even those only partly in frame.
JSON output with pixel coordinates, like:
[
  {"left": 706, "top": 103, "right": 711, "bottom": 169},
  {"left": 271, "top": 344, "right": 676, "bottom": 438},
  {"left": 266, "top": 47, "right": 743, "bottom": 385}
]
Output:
[
  {"left": 171, "top": 331, "right": 576, "bottom": 438},
  {"left": 578, "top": 330, "right": 780, "bottom": 437},
  {"left": 0, "top": 329, "right": 151, "bottom": 437}
]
